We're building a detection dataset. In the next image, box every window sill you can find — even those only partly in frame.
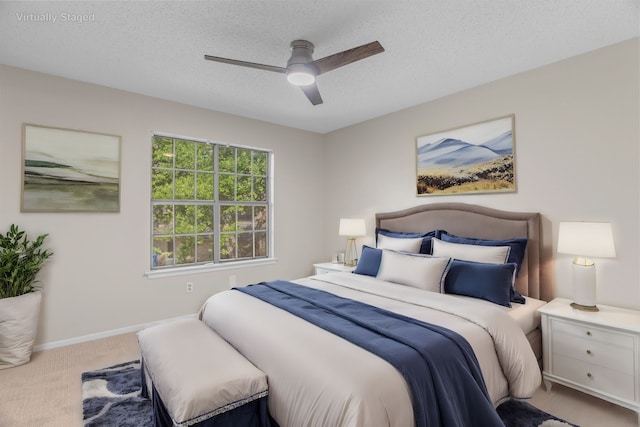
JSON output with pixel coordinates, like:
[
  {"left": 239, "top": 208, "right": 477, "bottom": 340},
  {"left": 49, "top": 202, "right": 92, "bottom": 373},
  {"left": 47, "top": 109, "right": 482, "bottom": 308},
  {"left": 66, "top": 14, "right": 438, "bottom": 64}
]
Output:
[{"left": 145, "top": 258, "right": 278, "bottom": 280}]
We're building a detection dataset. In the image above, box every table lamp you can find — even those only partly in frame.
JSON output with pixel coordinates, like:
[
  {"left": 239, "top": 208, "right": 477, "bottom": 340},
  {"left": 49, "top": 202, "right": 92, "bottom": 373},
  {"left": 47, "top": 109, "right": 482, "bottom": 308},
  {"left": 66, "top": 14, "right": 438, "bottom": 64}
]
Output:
[
  {"left": 557, "top": 221, "right": 616, "bottom": 311},
  {"left": 338, "top": 218, "right": 366, "bottom": 267}
]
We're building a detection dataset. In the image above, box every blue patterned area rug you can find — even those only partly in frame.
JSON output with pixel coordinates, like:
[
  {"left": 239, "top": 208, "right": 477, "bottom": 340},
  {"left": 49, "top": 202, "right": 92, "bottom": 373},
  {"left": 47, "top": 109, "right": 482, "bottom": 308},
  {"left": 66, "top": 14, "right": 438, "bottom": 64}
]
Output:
[
  {"left": 496, "top": 399, "right": 578, "bottom": 427},
  {"left": 82, "top": 360, "right": 152, "bottom": 427},
  {"left": 81, "top": 360, "right": 578, "bottom": 427}
]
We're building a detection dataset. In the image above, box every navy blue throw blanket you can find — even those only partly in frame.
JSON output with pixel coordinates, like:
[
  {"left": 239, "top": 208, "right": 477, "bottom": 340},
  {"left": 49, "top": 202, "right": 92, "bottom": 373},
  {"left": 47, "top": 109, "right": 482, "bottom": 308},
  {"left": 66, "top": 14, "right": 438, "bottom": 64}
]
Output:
[{"left": 236, "top": 280, "right": 504, "bottom": 427}]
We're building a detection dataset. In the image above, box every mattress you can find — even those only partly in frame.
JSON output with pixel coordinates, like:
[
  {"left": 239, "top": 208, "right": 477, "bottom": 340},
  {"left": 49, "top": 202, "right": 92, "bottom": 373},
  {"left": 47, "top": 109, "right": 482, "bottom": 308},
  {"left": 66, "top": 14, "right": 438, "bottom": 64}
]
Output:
[
  {"left": 449, "top": 294, "right": 546, "bottom": 335},
  {"left": 506, "top": 297, "right": 546, "bottom": 334}
]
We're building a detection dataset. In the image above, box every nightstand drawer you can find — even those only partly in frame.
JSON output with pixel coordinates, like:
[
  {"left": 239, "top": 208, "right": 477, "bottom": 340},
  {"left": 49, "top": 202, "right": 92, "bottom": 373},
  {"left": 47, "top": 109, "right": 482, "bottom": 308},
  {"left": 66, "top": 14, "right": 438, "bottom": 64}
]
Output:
[
  {"left": 552, "top": 353, "right": 635, "bottom": 401},
  {"left": 551, "top": 318, "right": 634, "bottom": 349},
  {"left": 315, "top": 266, "right": 334, "bottom": 274},
  {"left": 551, "top": 321, "right": 634, "bottom": 374}
]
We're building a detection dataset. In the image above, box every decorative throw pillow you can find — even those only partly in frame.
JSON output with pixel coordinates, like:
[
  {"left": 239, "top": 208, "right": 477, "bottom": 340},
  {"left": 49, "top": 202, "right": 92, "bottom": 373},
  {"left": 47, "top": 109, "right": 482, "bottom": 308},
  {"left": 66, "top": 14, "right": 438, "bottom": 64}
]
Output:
[
  {"left": 443, "top": 260, "right": 516, "bottom": 307},
  {"left": 375, "top": 228, "right": 441, "bottom": 254},
  {"left": 431, "top": 238, "right": 510, "bottom": 265},
  {"left": 353, "top": 245, "right": 383, "bottom": 277},
  {"left": 376, "top": 249, "right": 451, "bottom": 292}
]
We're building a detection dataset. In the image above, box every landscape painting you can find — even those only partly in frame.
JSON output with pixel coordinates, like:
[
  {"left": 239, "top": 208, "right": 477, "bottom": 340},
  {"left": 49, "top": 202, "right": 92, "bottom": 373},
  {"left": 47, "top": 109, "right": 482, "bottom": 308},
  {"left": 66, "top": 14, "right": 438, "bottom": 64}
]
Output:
[
  {"left": 22, "top": 124, "right": 121, "bottom": 212},
  {"left": 416, "top": 115, "right": 515, "bottom": 196}
]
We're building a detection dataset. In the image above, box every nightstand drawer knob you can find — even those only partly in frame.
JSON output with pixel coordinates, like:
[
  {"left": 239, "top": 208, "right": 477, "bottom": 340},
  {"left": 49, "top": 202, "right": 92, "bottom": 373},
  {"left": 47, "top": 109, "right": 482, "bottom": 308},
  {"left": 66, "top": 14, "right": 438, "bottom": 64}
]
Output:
[
  {"left": 587, "top": 372, "right": 593, "bottom": 379},
  {"left": 586, "top": 331, "right": 592, "bottom": 336},
  {"left": 586, "top": 349, "right": 592, "bottom": 355}
]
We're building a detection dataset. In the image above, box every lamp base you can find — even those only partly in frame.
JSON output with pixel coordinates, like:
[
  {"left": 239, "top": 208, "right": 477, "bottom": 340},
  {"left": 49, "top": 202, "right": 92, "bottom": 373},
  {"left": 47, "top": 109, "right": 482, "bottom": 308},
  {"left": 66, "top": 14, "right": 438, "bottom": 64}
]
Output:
[
  {"left": 570, "top": 302, "right": 599, "bottom": 312},
  {"left": 344, "top": 237, "right": 358, "bottom": 267},
  {"left": 571, "top": 260, "right": 598, "bottom": 310}
]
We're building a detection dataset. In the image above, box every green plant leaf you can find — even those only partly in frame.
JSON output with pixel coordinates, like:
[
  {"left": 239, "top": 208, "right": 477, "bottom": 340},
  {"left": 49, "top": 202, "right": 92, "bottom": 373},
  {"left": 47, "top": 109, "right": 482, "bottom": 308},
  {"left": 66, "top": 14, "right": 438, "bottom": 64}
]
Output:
[{"left": 0, "top": 225, "right": 53, "bottom": 299}]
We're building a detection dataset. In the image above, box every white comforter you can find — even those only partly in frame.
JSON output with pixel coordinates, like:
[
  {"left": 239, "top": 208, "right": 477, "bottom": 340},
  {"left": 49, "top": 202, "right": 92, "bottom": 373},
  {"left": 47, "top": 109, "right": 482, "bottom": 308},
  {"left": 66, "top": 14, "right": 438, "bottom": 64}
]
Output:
[{"left": 199, "top": 272, "right": 541, "bottom": 427}]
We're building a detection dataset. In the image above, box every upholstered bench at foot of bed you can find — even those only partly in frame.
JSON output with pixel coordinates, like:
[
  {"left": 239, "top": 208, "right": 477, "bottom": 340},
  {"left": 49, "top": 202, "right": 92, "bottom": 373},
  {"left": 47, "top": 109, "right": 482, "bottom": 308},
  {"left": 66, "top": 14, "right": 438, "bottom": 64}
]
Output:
[{"left": 137, "top": 318, "right": 271, "bottom": 427}]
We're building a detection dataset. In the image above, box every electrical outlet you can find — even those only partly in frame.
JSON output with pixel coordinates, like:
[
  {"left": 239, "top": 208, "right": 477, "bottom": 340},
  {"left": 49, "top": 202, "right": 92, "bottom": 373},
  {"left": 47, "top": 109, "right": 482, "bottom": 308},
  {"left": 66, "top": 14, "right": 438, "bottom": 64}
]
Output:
[{"left": 186, "top": 282, "right": 194, "bottom": 293}]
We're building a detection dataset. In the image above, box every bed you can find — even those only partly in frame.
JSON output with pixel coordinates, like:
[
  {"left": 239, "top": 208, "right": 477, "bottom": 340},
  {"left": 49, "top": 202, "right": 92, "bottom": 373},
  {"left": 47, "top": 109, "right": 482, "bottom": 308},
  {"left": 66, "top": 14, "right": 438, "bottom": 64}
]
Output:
[{"left": 199, "top": 203, "right": 547, "bottom": 427}]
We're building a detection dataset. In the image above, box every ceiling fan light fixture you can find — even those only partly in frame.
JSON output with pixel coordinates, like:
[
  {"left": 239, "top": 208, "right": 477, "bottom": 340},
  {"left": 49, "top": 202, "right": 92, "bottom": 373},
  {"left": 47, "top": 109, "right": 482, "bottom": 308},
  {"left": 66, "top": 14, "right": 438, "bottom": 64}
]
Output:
[
  {"left": 287, "top": 71, "right": 315, "bottom": 86},
  {"left": 286, "top": 64, "right": 315, "bottom": 86}
]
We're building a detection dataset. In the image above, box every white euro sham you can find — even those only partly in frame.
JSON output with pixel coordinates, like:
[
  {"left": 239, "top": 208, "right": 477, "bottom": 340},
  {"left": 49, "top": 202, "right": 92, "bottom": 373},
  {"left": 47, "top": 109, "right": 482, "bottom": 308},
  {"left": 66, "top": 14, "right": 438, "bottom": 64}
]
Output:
[{"left": 432, "top": 237, "right": 510, "bottom": 264}]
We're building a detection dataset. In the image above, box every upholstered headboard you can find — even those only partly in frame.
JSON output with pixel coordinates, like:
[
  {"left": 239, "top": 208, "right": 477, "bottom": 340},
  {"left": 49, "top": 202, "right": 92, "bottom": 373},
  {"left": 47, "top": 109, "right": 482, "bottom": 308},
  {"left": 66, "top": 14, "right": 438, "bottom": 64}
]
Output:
[{"left": 376, "top": 203, "right": 545, "bottom": 300}]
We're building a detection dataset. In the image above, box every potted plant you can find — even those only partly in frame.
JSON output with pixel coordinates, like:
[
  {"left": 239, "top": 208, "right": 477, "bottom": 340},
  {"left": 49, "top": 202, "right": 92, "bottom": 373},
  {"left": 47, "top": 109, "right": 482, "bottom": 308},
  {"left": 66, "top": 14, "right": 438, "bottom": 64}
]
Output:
[{"left": 0, "top": 224, "right": 53, "bottom": 369}]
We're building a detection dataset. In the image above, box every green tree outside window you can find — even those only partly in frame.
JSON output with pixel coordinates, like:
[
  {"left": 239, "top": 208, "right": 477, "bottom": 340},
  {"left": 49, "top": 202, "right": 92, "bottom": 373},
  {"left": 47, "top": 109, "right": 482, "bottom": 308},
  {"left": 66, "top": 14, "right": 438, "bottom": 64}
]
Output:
[{"left": 151, "top": 136, "right": 271, "bottom": 269}]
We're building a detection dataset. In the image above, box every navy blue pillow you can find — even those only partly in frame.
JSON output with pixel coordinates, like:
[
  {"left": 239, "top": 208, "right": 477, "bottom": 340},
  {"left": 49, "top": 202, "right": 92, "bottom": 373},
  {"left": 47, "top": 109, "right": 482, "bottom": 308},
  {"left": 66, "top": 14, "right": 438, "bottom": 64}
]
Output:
[
  {"left": 444, "top": 260, "right": 516, "bottom": 307},
  {"left": 353, "top": 245, "right": 382, "bottom": 277},
  {"left": 375, "top": 228, "right": 442, "bottom": 254},
  {"left": 440, "top": 232, "right": 527, "bottom": 303}
]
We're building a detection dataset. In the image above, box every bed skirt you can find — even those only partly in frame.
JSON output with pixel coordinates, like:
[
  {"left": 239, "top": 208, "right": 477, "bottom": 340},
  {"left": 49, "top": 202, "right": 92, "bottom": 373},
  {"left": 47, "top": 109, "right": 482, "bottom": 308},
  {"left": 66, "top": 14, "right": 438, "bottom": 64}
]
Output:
[{"left": 150, "top": 384, "right": 274, "bottom": 427}]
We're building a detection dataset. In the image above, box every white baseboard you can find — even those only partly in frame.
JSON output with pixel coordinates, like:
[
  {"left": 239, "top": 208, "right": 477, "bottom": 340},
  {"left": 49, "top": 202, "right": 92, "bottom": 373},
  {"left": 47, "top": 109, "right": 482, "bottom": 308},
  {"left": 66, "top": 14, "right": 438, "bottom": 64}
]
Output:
[{"left": 33, "top": 313, "right": 198, "bottom": 352}]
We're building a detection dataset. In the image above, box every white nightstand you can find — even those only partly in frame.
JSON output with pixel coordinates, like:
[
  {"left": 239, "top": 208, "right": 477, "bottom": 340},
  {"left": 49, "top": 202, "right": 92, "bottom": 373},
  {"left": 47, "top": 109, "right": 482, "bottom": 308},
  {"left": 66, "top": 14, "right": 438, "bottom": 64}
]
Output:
[
  {"left": 539, "top": 298, "right": 640, "bottom": 424},
  {"left": 313, "top": 262, "right": 356, "bottom": 275}
]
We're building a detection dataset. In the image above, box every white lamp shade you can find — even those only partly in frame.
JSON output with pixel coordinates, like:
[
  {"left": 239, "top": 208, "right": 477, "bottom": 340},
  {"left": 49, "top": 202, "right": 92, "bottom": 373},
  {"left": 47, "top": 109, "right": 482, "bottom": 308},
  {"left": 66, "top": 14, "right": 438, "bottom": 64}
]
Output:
[
  {"left": 338, "top": 218, "right": 366, "bottom": 237},
  {"left": 557, "top": 222, "right": 616, "bottom": 258}
]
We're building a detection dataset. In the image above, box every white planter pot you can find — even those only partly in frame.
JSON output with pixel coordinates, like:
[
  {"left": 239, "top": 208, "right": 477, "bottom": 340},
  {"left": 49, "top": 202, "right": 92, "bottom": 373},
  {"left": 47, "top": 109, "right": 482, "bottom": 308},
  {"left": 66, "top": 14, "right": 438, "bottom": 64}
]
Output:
[{"left": 0, "top": 291, "right": 42, "bottom": 369}]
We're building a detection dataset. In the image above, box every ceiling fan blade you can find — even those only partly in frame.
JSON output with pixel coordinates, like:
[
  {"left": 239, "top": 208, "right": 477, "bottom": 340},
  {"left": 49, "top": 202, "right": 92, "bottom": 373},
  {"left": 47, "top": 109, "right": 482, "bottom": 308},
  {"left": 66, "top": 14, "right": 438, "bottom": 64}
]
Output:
[
  {"left": 300, "top": 83, "right": 323, "bottom": 105},
  {"left": 204, "top": 55, "right": 286, "bottom": 74},
  {"left": 311, "top": 41, "right": 384, "bottom": 75}
]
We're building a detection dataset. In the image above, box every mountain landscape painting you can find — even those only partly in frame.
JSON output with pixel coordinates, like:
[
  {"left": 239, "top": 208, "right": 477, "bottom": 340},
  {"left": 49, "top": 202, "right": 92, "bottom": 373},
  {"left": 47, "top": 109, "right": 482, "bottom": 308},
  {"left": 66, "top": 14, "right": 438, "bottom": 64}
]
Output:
[
  {"left": 22, "top": 124, "right": 121, "bottom": 212},
  {"left": 416, "top": 115, "right": 515, "bottom": 195}
]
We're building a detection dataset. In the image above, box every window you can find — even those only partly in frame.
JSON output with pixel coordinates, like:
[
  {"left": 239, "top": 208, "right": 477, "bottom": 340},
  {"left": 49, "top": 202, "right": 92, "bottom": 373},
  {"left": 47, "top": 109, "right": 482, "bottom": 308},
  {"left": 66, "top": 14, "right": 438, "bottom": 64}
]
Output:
[{"left": 151, "top": 134, "right": 272, "bottom": 271}]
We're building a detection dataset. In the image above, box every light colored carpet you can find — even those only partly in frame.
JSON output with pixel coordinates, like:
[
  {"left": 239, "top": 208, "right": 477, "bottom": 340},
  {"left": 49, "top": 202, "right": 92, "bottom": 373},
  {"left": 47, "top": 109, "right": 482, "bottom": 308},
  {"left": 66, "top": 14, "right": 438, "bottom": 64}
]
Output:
[
  {"left": 0, "top": 332, "right": 636, "bottom": 427},
  {"left": 0, "top": 333, "right": 139, "bottom": 427}
]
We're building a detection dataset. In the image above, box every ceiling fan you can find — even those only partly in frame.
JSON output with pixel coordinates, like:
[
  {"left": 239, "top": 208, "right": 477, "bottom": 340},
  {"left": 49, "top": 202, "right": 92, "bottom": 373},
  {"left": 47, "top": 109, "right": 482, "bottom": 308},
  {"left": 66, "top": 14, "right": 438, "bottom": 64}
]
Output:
[{"left": 204, "top": 40, "right": 384, "bottom": 105}]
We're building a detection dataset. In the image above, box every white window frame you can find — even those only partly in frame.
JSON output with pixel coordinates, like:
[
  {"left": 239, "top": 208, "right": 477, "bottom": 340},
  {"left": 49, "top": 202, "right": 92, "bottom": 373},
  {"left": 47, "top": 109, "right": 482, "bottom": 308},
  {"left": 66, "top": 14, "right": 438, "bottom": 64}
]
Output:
[{"left": 145, "top": 132, "right": 275, "bottom": 279}]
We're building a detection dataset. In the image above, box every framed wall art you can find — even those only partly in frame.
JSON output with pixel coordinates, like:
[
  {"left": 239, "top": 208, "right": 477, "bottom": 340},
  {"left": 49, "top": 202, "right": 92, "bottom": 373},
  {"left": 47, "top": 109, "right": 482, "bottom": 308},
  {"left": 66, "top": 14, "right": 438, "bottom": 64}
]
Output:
[
  {"left": 416, "top": 115, "right": 516, "bottom": 196},
  {"left": 21, "top": 124, "right": 121, "bottom": 212}
]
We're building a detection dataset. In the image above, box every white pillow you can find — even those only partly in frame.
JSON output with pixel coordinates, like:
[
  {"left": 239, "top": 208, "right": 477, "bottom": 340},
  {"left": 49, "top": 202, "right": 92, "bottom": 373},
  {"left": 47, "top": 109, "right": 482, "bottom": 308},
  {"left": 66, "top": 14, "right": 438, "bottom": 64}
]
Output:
[
  {"left": 376, "top": 249, "right": 451, "bottom": 292},
  {"left": 431, "top": 238, "right": 510, "bottom": 264},
  {"left": 377, "top": 234, "right": 423, "bottom": 253}
]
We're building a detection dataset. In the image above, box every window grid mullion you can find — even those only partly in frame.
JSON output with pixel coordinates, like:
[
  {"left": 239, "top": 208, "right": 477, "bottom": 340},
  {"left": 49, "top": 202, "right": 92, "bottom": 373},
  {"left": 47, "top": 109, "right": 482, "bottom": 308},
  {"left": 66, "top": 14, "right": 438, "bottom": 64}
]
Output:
[
  {"left": 191, "top": 143, "right": 198, "bottom": 263},
  {"left": 213, "top": 144, "right": 221, "bottom": 263}
]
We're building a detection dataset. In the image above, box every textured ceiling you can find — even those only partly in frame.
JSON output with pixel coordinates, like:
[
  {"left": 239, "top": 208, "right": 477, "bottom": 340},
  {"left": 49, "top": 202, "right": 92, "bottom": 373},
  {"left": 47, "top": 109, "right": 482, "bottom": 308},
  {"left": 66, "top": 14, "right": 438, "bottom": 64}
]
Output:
[{"left": 1, "top": 1, "right": 638, "bottom": 134}]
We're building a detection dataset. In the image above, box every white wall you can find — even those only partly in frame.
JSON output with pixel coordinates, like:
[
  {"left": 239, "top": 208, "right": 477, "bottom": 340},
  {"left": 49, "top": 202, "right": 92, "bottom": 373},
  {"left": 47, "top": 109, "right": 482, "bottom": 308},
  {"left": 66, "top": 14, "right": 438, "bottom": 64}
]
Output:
[
  {"left": 323, "top": 38, "right": 640, "bottom": 310},
  {"left": 0, "top": 66, "right": 326, "bottom": 346}
]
